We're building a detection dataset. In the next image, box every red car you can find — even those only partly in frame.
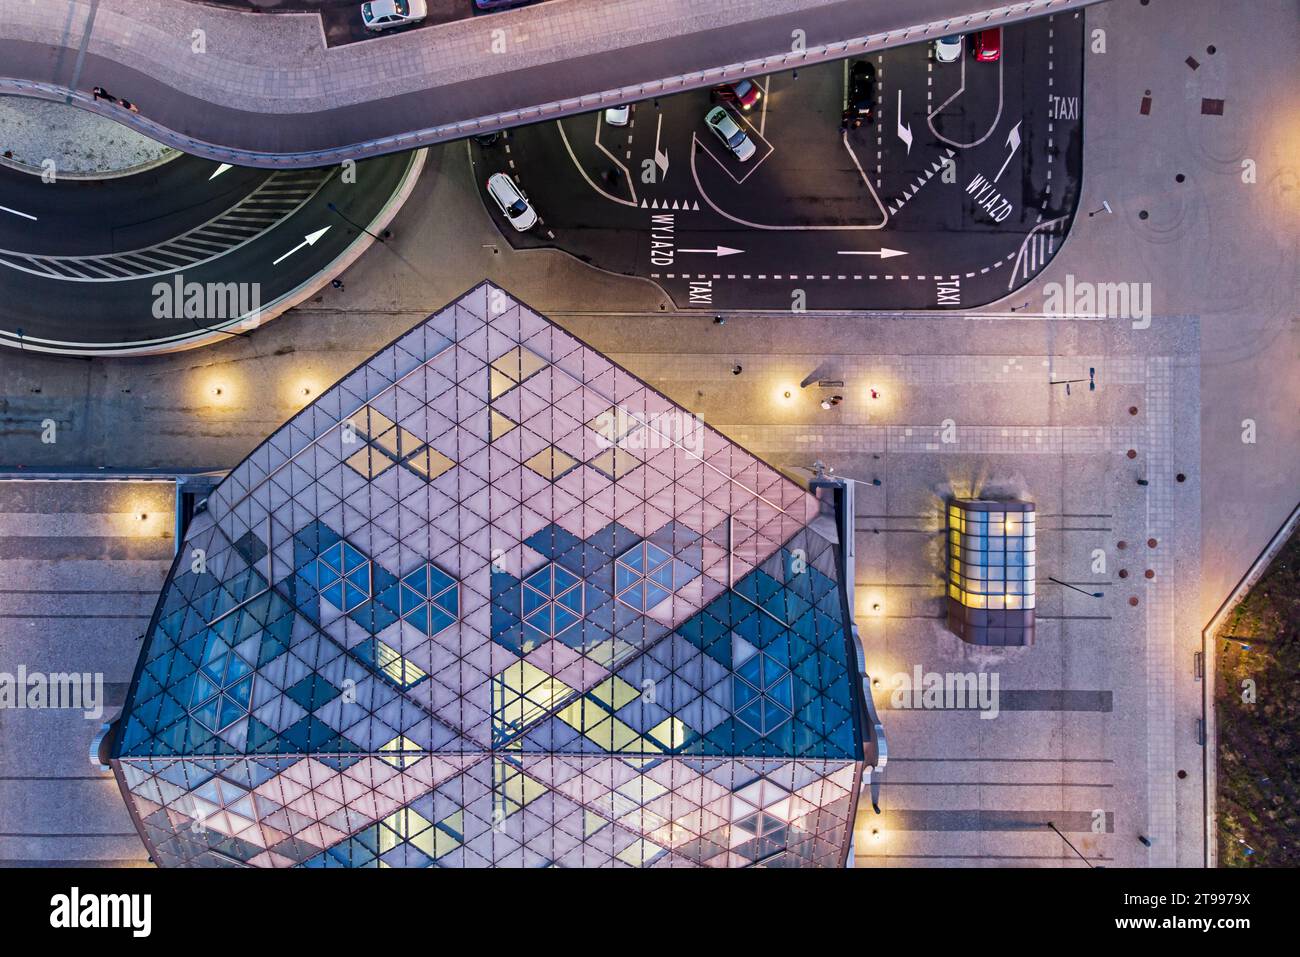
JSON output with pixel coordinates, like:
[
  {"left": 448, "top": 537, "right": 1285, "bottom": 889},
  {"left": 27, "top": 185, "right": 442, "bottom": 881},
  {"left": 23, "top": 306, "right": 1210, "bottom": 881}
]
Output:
[
  {"left": 714, "top": 79, "right": 762, "bottom": 111},
  {"left": 974, "top": 28, "right": 1002, "bottom": 62}
]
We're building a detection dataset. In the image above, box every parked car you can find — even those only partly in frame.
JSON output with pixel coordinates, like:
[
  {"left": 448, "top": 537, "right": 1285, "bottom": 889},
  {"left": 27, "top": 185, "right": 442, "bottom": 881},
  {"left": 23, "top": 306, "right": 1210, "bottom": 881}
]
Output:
[
  {"left": 704, "top": 106, "right": 757, "bottom": 161},
  {"left": 604, "top": 105, "right": 631, "bottom": 127},
  {"left": 474, "top": 0, "right": 537, "bottom": 10},
  {"left": 974, "top": 28, "right": 1002, "bottom": 62},
  {"left": 714, "top": 79, "right": 762, "bottom": 111},
  {"left": 361, "top": 0, "right": 427, "bottom": 32},
  {"left": 486, "top": 173, "right": 538, "bottom": 231},
  {"left": 934, "top": 34, "right": 963, "bottom": 62},
  {"left": 847, "top": 60, "right": 876, "bottom": 123}
]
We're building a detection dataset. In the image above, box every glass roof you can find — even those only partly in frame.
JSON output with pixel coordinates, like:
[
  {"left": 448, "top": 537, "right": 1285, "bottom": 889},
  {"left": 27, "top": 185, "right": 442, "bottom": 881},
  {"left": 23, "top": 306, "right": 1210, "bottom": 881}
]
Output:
[{"left": 114, "top": 283, "right": 863, "bottom": 867}]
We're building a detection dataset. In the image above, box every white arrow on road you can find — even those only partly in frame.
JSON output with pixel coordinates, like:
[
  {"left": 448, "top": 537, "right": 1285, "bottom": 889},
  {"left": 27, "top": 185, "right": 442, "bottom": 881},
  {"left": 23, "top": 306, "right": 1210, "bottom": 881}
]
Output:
[
  {"left": 0, "top": 204, "right": 37, "bottom": 221},
  {"left": 209, "top": 163, "right": 233, "bottom": 181},
  {"left": 653, "top": 113, "right": 670, "bottom": 181},
  {"left": 678, "top": 245, "right": 743, "bottom": 257},
  {"left": 273, "top": 226, "right": 331, "bottom": 265},
  {"left": 836, "top": 247, "right": 908, "bottom": 259},
  {"left": 896, "top": 90, "right": 913, "bottom": 154},
  {"left": 993, "top": 121, "right": 1023, "bottom": 184}
]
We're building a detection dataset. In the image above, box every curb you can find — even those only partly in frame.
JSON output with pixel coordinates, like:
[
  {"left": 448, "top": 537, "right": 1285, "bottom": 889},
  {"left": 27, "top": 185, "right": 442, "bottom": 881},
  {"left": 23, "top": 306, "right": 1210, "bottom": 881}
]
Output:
[{"left": 0, "top": 148, "right": 428, "bottom": 356}]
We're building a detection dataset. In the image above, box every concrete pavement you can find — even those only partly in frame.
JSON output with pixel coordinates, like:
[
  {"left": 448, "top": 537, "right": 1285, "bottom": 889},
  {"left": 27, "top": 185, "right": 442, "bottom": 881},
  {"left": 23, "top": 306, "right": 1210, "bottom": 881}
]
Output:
[{"left": 0, "top": 0, "right": 1101, "bottom": 165}]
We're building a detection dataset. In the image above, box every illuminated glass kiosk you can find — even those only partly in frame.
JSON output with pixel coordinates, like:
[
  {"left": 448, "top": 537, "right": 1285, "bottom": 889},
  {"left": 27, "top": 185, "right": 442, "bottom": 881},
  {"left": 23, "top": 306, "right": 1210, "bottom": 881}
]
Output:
[{"left": 946, "top": 500, "right": 1036, "bottom": 647}]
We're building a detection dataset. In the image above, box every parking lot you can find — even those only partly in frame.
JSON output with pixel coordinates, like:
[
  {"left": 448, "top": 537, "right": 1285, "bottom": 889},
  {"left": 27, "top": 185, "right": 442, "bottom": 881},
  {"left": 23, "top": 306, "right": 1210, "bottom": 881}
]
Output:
[{"left": 471, "top": 12, "right": 1083, "bottom": 311}]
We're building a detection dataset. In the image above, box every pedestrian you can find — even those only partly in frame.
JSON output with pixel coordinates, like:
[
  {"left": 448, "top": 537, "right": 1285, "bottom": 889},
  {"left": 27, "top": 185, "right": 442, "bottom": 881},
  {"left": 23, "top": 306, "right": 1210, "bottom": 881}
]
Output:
[
  {"left": 713, "top": 315, "right": 725, "bottom": 325},
  {"left": 331, "top": 279, "right": 345, "bottom": 291},
  {"left": 820, "top": 395, "right": 843, "bottom": 410},
  {"left": 731, "top": 364, "right": 743, "bottom": 376},
  {"left": 117, "top": 98, "right": 139, "bottom": 114},
  {"left": 92, "top": 86, "right": 110, "bottom": 101}
]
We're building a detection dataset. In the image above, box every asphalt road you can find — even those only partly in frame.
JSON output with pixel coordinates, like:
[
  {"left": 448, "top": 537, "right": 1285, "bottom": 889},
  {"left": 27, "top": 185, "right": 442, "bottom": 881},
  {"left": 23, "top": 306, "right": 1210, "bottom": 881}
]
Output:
[
  {"left": 0, "top": 151, "right": 418, "bottom": 351},
  {"left": 471, "top": 14, "right": 1083, "bottom": 311},
  {"left": 0, "top": 0, "right": 1097, "bottom": 162}
]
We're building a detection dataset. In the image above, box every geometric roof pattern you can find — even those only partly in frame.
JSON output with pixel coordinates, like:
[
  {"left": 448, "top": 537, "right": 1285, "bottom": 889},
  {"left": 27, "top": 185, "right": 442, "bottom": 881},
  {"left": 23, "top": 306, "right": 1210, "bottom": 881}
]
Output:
[{"left": 114, "top": 283, "right": 863, "bottom": 868}]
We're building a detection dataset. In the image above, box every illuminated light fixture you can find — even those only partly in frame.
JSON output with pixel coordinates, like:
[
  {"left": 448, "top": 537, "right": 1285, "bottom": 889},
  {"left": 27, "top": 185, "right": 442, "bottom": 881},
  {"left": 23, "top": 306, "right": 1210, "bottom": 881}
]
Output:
[{"left": 945, "top": 499, "right": 1036, "bottom": 646}]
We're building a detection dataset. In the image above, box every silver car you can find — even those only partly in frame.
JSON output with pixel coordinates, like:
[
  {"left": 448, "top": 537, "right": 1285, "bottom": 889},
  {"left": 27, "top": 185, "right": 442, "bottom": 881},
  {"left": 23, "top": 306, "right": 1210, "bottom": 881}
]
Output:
[
  {"left": 934, "top": 35, "right": 963, "bottom": 62},
  {"left": 704, "top": 106, "right": 756, "bottom": 162},
  {"left": 362, "top": 0, "right": 427, "bottom": 32},
  {"left": 486, "top": 173, "right": 539, "bottom": 232}
]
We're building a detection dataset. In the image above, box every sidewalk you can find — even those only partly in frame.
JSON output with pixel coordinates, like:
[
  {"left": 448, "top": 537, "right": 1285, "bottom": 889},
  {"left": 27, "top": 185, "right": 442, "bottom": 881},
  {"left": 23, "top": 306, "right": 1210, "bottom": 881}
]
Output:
[
  {"left": 0, "top": 95, "right": 175, "bottom": 178},
  {"left": 0, "top": 0, "right": 1099, "bottom": 164}
]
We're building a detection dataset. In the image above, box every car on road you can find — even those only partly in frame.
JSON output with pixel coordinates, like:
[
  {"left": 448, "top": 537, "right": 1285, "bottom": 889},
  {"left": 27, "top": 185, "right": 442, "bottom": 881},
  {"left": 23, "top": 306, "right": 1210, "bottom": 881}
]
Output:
[
  {"left": 704, "top": 106, "right": 757, "bottom": 161},
  {"left": 934, "top": 34, "right": 963, "bottom": 62},
  {"left": 604, "top": 105, "right": 631, "bottom": 127},
  {"left": 361, "top": 0, "right": 427, "bottom": 31},
  {"left": 486, "top": 173, "right": 538, "bottom": 231},
  {"left": 714, "top": 79, "right": 762, "bottom": 111},
  {"left": 974, "top": 28, "right": 1002, "bottom": 62},
  {"left": 847, "top": 60, "right": 876, "bottom": 124}
]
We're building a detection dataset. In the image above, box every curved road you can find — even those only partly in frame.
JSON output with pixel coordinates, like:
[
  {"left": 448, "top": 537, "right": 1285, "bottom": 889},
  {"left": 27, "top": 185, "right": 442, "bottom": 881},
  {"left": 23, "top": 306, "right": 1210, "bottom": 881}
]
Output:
[
  {"left": 0, "top": 149, "right": 423, "bottom": 354},
  {"left": 0, "top": 0, "right": 1100, "bottom": 166}
]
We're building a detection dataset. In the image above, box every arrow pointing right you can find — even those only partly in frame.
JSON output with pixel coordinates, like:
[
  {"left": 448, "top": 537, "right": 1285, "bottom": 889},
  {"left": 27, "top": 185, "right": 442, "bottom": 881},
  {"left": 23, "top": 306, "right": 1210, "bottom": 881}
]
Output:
[
  {"left": 273, "top": 226, "right": 331, "bottom": 266},
  {"left": 836, "top": 247, "right": 908, "bottom": 259},
  {"left": 679, "top": 245, "right": 744, "bottom": 257}
]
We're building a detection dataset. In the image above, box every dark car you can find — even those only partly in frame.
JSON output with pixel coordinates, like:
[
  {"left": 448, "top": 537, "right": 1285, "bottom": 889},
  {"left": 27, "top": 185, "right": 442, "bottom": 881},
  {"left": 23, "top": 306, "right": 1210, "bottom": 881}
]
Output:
[
  {"left": 474, "top": 0, "right": 537, "bottom": 10},
  {"left": 847, "top": 60, "right": 876, "bottom": 124}
]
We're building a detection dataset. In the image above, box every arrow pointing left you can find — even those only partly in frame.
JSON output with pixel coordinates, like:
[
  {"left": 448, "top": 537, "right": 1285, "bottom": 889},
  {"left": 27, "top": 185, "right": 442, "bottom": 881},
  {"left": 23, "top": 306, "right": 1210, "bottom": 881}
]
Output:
[
  {"left": 678, "top": 245, "right": 743, "bottom": 257},
  {"left": 209, "top": 163, "right": 233, "bottom": 180},
  {"left": 273, "top": 226, "right": 331, "bottom": 266}
]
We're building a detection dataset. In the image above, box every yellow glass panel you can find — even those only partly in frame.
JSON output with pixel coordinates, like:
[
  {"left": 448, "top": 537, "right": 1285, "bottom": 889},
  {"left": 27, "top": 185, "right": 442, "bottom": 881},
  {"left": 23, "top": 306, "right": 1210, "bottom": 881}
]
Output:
[
  {"left": 405, "top": 447, "right": 455, "bottom": 481},
  {"left": 374, "top": 427, "right": 402, "bottom": 457},
  {"left": 344, "top": 446, "right": 394, "bottom": 479},
  {"left": 490, "top": 409, "right": 517, "bottom": 441},
  {"left": 489, "top": 367, "right": 516, "bottom": 400},
  {"left": 523, "top": 446, "right": 578, "bottom": 480},
  {"left": 591, "top": 676, "right": 640, "bottom": 711},
  {"left": 366, "top": 407, "right": 395, "bottom": 438},
  {"left": 648, "top": 716, "right": 689, "bottom": 749}
]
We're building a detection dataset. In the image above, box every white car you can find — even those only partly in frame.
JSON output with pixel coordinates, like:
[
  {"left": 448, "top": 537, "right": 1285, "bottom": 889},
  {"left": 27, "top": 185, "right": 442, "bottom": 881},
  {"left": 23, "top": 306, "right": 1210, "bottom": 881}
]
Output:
[
  {"left": 362, "top": 0, "right": 427, "bottom": 32},
  {"left": 704, "top": 106, "right": 756, "bottom": 162},
  {"left": 486, "top": 173, "right": 539, "bottom": 232},
  {"left": 934, "top": 35, "right": 963, "bottom": 62},
  {"left": 604, "top": 105, "right": 631, "bottom": 127}
]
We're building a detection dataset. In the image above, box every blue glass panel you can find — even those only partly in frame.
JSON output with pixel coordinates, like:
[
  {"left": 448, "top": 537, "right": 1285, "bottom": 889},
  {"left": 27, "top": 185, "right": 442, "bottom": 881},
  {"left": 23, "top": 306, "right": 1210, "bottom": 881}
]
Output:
[
  {"left": 402, "top": 566, "right": 430, "bottom": 596},
  {"left": 552, "top": 606, "right": 580, "bottom": 635},
  {"left": 428, "top": 607, "right": 456, "bottom": 636},
  {"left": 644, "top": 584, "right": 671, "bottom": 607},
  {"left": 319, "top": 543, "right": 345, "bottom": 575},
  {"left": 737, "top": 700, "right": 763, "bottom": 733},
  {"left": 322, "top": 581, "right": 345, "bottom": 610},
  {"left": 552, "top": 565, "right": 579, "bottom": 594},
  {"left": 623, "top": 582, "right": 645, "bottom": 609},
  {"left": 649, "top": 564, "right": 674, "bottom": 590},
  {"left": 737, "top": 655, "right": 763, "bottom": 687},
  {"left": 621, "top": 543, "right": 647, "bottom": 572},
  {"left": 427, "top": 565, "right": 456, "bottom": 595},
  {"left": 345, "top": 565, "right": 371, "bottom": 593},
  {"left": 226, "top": 675, "right": 254, "bottom": 708},
  {"left": 767, "top": 675, "right": 794, "bottom": 710},
  {"left": 343, "top": 584, "right": 367, "bottom": 610},
  {"left": 432, "top": 587, "right": 458, "bottom": 616},
  {"left": 521, "top": 585, "right": 549, "bottom": 617},
  {"left": 615, "top": 563, "right": 639, "bottom": 593},
  {"left": 645, "top": 542, "right": 671, "bottom": 570},
  {"left": 399, "top": 584, "right": 425, "bottom": 615},
  {"left": 732, "top": 678, "right": 759, "bottom": 708},
  {"left": 524, "top": 566, "right": 552, "bottom": 593},
  {"left": 556, "top": 586, "right": 583, "bottom": 616}
]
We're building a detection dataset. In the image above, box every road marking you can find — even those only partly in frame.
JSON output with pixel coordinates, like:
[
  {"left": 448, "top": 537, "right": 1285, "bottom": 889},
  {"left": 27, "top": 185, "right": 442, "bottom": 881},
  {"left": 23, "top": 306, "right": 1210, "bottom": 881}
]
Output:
[
  {"left": 679, "top": 246, "right": 744, "bottom": 257},
  {"left": 928, "top": 50, "right": 1005, "bottom": 148},
  {"left": 837, "top": 248, "right": 907, "bottom": 259},
  {"left": 993, "top": 121, "right": 1023, "bottom": 183},
  {"left": 555, "top": 119, "right": 638, "bottom": 208},
  {"left": 209, "top": 164, "right": 233, "bottom": 181},
  {"left": 653, "top": 112, "right": 670, "bottom": 181},
  {"left": 0, "top": 204, "right": 37, "bottom": 221},
  {"left": 272, "top": 226, "right": 330, "bottom": 266},
  {"left": 895, "top": 90, "right": 913, "bottom": 154}
]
